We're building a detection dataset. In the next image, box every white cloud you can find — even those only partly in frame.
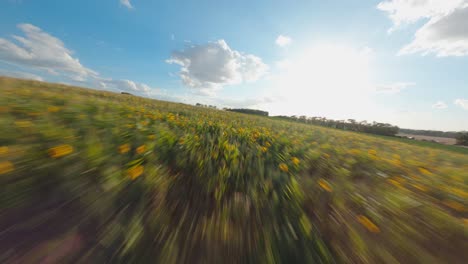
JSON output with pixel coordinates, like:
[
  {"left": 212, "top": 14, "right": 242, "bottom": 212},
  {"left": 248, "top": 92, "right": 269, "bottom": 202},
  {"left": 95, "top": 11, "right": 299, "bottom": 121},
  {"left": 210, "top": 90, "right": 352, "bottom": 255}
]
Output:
[
  {"left": 120, "top": 0, "right": 133, "bottom": 9},
  {"left": 0, "top": 23, "right": 162, "bottom": 99},
  {"left": 375, "top": 82, "right": 415, "bottom": 93},
  {"left": 0, "top": 70, "right": 43, "bottom": 81},
  {"left": 432, "top": 101, "right": 448, "bottom": 109},
  {"left": 166, "top": 39, "right": 268, "bottom": 95},
  {"left": 454, "top": 98, "right": 468, "bottom": 110},
  {"left": 275, "top": 35, "right": 292, "bottom": 47},
  {"left": 378, "top": 0, "right": 468, "bottom": 56},
  {"left": 377, "top": 0, "right": 465, "bottom": 27},
  {"left": 400, "top": 6, "right": 468, "bottom": 56},
  {"left": 0, "top": 23, "right": 97, "bottom": 81},
  {"left": 97, "top": 79, "right": 152, "bottom": 95}
]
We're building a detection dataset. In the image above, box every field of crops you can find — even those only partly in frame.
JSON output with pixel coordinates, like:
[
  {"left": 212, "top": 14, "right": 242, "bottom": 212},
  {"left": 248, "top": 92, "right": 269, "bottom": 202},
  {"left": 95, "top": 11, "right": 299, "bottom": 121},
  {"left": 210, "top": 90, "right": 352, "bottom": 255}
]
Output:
[{"left": 1, "top": 77, "right": 467, "bottom": 263}]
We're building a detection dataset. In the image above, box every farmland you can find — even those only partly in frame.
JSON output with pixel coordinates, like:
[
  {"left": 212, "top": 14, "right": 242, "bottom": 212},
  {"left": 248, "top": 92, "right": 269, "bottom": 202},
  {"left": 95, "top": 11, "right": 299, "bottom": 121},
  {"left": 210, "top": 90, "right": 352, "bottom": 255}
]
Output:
[
  {"left": 398, "top": 133, "right": 457, "bottom": 145},
  {"left": 1, "top": 77, "right": 467, "bottom": 263}
]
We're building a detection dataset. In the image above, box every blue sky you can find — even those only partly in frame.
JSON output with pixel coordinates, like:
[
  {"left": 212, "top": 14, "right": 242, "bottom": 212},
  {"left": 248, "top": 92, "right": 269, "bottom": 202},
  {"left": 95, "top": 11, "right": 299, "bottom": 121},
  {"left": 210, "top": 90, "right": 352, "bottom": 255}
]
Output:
[{"left": 1, "top": 0, "right": 468, "bottom": 131}]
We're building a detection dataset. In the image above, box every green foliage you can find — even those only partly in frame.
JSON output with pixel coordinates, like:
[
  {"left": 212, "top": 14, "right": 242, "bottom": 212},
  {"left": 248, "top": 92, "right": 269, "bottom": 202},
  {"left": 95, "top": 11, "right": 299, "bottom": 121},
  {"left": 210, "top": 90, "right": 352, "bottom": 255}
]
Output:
[
  {"left": 456, "top": 132, "right": 468, "bottom": 146},
  {"left": 225, "top": 108, "right": 269, "bottom": 116}
]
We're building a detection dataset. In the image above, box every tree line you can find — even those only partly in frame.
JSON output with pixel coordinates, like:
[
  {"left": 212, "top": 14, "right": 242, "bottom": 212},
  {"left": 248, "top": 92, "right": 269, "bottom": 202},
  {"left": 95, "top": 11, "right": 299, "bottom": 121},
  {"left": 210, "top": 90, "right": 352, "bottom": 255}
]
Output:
[
  {"left": 273, "top": 116, "right": 400, "bottom": 136},
  {"left": 456, "top": 132, "right": 468, "bottom": 146},
  {"left": 224, "top": 108, "right": 269, "bottom": 116}
]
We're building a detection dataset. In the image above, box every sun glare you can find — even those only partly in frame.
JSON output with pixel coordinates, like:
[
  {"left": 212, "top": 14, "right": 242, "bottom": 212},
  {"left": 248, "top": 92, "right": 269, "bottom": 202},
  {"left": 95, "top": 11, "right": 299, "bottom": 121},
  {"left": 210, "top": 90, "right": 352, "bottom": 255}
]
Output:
[{"left": 268, "top": 43, "right": 375, "bottom": 118}]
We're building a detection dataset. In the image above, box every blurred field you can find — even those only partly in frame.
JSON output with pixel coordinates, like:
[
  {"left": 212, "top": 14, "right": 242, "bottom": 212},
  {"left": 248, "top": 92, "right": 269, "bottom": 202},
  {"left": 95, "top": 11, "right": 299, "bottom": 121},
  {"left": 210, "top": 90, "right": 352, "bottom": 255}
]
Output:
[{"left": 0, "top": 77, "right": 467, "bottom": 263}]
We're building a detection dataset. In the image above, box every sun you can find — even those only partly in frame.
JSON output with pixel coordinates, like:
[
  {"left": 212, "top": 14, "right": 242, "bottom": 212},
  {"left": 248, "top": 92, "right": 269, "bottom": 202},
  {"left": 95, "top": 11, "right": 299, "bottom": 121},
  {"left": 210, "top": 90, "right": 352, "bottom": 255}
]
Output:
[{"left": 267, "top": 43, "right": 376, "bottom": 119}]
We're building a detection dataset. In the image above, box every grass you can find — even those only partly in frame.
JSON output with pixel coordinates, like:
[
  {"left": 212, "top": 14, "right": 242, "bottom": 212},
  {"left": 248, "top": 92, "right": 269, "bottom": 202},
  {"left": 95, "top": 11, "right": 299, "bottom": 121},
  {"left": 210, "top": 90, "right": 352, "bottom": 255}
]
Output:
[{"left": 1, "top": 77, "right": 467, "bottom": 263}]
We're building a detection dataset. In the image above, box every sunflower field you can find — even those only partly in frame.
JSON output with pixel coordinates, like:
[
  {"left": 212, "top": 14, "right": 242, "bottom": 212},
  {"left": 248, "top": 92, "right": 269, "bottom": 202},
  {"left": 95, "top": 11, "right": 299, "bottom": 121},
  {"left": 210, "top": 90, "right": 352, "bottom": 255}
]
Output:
[{"left": 0, "top": 77, "right": 467, "bottom": 263}]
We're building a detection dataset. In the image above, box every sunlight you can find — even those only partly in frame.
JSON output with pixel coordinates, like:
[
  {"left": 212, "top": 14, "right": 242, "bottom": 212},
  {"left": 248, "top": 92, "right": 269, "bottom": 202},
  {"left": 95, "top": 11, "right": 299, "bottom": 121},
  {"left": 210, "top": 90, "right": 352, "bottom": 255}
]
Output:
[{"left": 268, "top": 43, "right": 376, "bottom": 119}]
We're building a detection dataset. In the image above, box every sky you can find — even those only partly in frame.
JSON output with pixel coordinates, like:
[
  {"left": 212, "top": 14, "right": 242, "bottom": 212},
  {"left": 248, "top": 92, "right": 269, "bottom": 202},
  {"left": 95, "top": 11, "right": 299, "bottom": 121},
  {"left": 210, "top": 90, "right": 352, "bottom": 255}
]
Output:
[{"left": 0, "top": 0, "right": 468, "bottom": 131}]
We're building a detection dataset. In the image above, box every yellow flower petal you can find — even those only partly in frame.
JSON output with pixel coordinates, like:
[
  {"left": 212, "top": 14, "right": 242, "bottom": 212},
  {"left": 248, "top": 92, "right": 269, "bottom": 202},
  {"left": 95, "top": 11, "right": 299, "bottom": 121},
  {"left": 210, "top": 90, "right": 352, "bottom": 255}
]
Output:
[
  {"left": 279, "top": 163, "right": 289, "bottom": 172},
  {"left": 0, "top": 161, "right": 14, "bottom": 174},
  {"left": 119, "top": 144, "right": 130, "bottom": 154},
  {"left": 48, "top": 144, "right": 74, "bottom": 158},
  {"left": 127, "top": 165, "right": 144, "bottom": 180},
  {"left": 136, "top": 145, "right": 146, "bottom": 154},
  {"left": 318, "top": 179, "right": 332, "bottom": 192},
  {"left": 357, "top": 215, "right": 380, "bottom": 233}
]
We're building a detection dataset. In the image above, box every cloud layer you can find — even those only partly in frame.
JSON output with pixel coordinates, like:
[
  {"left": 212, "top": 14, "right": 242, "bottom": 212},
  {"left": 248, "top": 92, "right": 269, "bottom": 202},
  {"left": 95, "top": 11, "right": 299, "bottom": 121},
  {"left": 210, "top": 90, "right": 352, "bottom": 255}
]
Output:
[
  {"left": 120, "top": 0, "right": 133, "bottom": 9},
  {"left": 0, "top": 23, "right": 160, "bottom": 98},
  {"left": 167, "top": 40, "right": 268, "bottom": 95},
  {"left": 0, "top": 69, "right": 43, "bottom": 81},
  {"left": 275, "top": 35, "right": 292, "bottom": 47},
  {"left": 375, "top": 82, "right": 415, "bottom": 94},
  {"left": 454, "top": 98, "right": 468, "bottom": 110},
  {"left": 97, "top": 79, "right": 151, "bottom": 95},
  {"left": 432, "top": 101, "right": 448, "bottom": 109},
  {"left": 0, "top": 24, "right": 97, "bottom": 81},
  {"left": 378, "top": 0, "right": 468, "bottom": 56}
]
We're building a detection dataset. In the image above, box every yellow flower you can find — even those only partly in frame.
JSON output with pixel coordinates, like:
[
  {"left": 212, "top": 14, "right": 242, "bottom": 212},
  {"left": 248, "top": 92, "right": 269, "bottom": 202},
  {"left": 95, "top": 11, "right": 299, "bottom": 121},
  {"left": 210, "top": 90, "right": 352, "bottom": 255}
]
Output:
[
  {"left": 450, "top": 188, "right": 468, "bottom": 198},
  {"left": 279, "top": 163, "right": 289, "bottom": 172},
  {"left": 0, "top": 161, "right": 15, "bottom": 174},
  {"left": 15, "top": 120, "right": 33, "bottom": 128},
  {"left": 357, "top": 215, "right": 380, "bottom": 233},
  {"left": 387, "top": 179, "right": 401, "bottom": 188},
  {"left": 349, "top": 149, "right": 361, "bottom": 155},
  {"left": 323, "top": 153, "right": 330, "bottom": 159},
  {"left": 0, "top": 146, "right": 8, "bottom": 155},
  {"left": 318, "top": 179, "right": 332, "bottom": 192},
  {"left": 260, "top": 146, "right": 268, "bottom": 153},
  {"left": 418, "top": 167, "right": 432, "bottom": 176},
  {"left": 28, "top": 112, "right": 41, "bottom": 117},
  {"left": 0, "top": 106, "right": 9, "bottom": 113},
  {"left": 368, "top": 149, "right": 377, "bottom": 155},
  {"left": 148, "top": 134, "right": 156, "bottom": 140},
  {"left": 443, "top": 200, "right": 466, "bottom": 212},
  {"left": 412, "top": 183, "right": 428, "bottom": 192},
  {"left": 119, "top": 144, "right": 130, "bottom": 154},
  {"left": 48, "top": 144, "right": 74, "bottom": 158},
  {"left": 127, "top": 165, "right": 144, "bottom": 180},
  {"left": 136, "top": 145, "right": 146, "bottom": 154},
  {"left": 291, "top": 157, "right": 300, "bottom": 166},
  {"left": 47, "top": 106, "right": 60, "bottom": 113}
]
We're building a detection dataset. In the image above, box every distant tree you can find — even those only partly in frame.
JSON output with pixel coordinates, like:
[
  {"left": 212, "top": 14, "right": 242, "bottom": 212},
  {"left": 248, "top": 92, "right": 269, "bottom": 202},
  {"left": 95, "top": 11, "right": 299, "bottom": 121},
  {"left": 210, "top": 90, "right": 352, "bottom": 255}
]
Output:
[
  {"left": 272, "top": 115, "right": 399, "bottom": 136},
  {"left": 225, "top": 108, "right": 269, "bottom": 116},
  {"left": 456, "top": 132, "right": 468, "bottom": 146}
]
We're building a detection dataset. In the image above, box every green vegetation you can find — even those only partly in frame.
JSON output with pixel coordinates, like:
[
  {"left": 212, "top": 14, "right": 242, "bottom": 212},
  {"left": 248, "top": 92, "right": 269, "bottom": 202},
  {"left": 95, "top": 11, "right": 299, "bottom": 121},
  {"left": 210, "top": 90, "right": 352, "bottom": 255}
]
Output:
[
  {"left": 1, "top": 77, "right": 467, "bottom": 263},
  {"left": 456, "top": 132, "right": 468, "bottom": 146},
  {"left": 225, "top": 108, "right": 269, "bottom": 116}
]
